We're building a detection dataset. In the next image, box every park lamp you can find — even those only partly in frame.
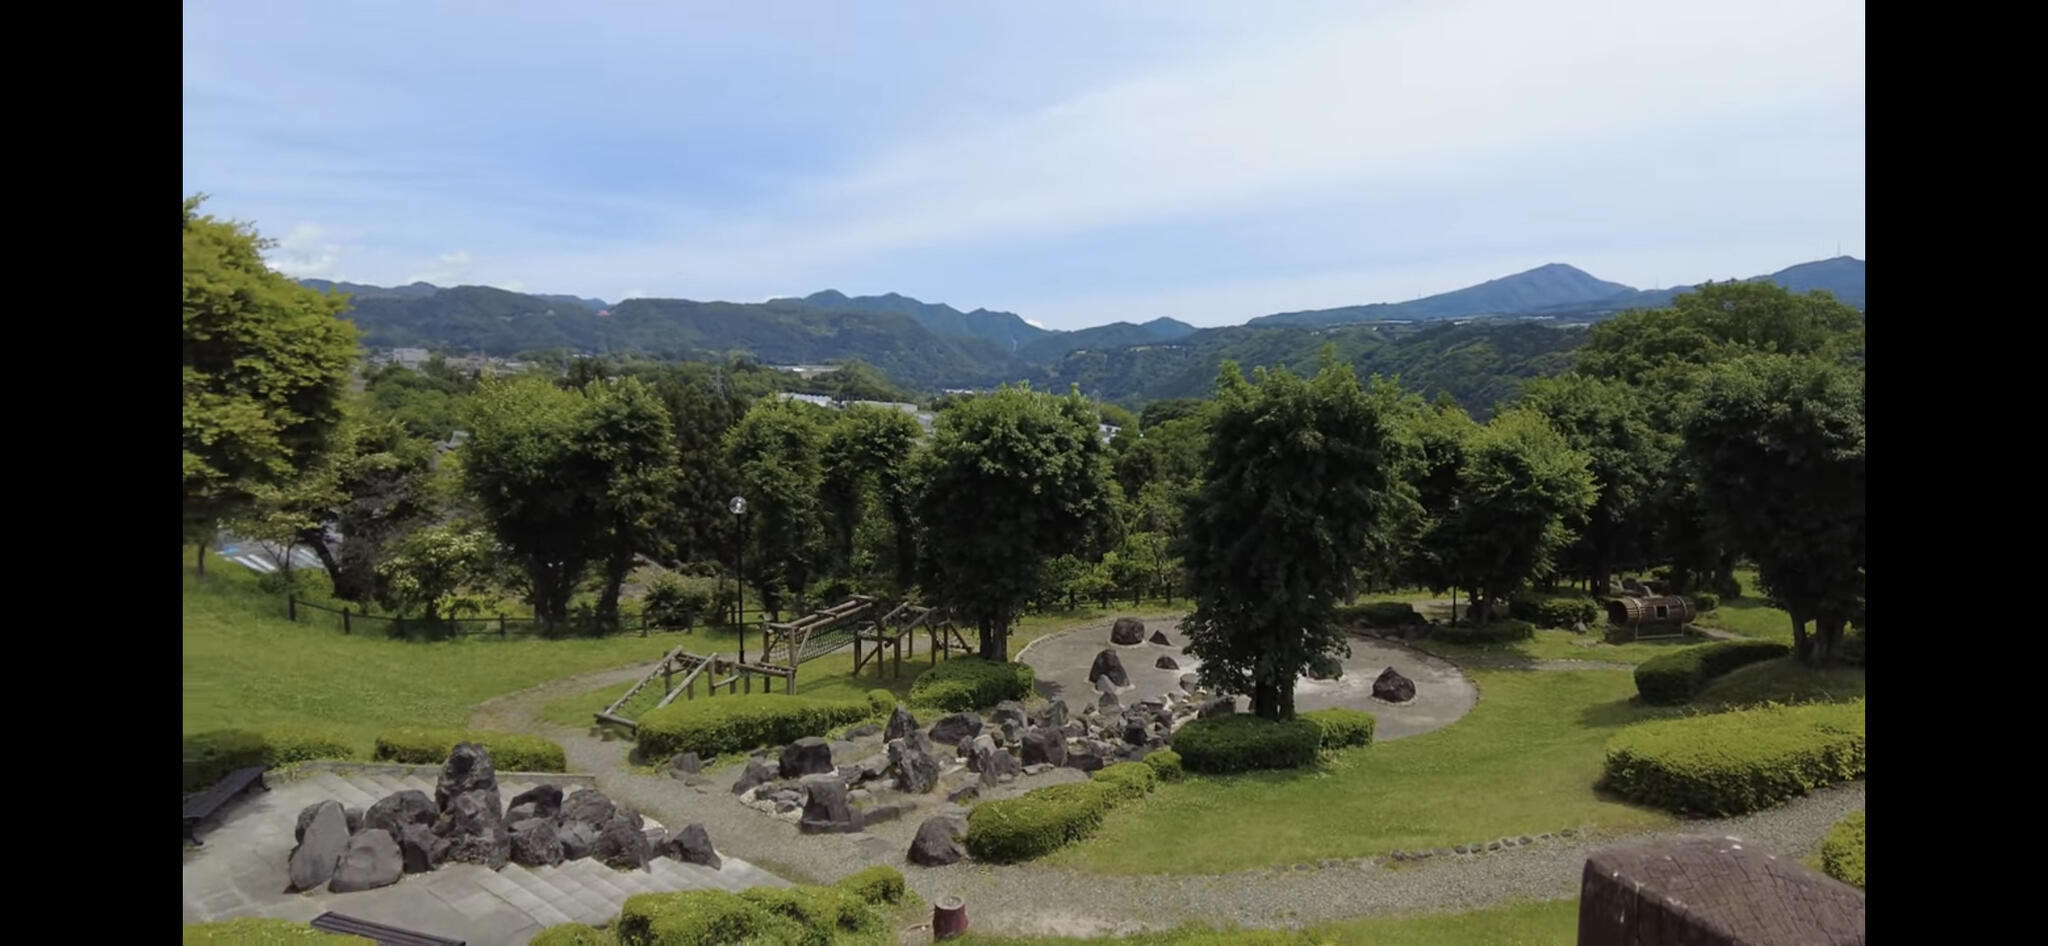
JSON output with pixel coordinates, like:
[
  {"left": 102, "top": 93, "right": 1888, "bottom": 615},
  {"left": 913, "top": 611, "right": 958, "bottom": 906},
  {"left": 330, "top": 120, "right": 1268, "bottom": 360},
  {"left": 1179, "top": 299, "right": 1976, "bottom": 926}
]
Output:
[{"left": 730, "top": 496, "right": 747, "bottom": 663}]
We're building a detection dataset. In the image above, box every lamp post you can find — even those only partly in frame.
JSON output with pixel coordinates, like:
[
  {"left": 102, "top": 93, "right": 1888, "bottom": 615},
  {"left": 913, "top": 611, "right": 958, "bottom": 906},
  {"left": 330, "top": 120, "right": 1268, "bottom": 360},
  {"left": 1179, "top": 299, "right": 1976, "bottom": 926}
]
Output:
[{"left": 730, "top": 496, "right": 748, "bottom": 664}]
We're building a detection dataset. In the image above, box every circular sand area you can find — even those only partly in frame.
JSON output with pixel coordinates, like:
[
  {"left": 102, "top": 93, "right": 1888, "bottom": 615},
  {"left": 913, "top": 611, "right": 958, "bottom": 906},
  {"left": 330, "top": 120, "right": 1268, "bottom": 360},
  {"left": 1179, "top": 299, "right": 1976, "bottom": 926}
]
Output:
[{"left": 1016, "top": 616, "right": 1477, "bottom": 740}]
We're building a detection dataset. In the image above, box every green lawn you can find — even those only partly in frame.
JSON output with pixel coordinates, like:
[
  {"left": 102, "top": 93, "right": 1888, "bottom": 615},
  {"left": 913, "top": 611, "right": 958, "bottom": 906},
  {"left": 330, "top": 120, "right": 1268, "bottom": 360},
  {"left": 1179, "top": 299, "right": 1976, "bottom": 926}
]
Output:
[
  {"left": 1694, "top": 657, "right": 1867, "bottom": 708},
  {"left": 1417, "top": 628, "right": 1709, "bottom": 666},
  {"left": 956, "top": 899, "right": 1578, "bottom": 945},
  {"left": 1049, "top": 669, "right": 1678, "bottom": 874}
]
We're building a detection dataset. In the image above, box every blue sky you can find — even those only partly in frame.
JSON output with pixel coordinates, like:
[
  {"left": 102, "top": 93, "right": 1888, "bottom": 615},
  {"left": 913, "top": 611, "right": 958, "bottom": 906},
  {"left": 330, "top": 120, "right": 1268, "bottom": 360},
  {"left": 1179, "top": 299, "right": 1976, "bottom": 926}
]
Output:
[{"left": 184, "top": 0, "right": 1865, "bottom": 330}]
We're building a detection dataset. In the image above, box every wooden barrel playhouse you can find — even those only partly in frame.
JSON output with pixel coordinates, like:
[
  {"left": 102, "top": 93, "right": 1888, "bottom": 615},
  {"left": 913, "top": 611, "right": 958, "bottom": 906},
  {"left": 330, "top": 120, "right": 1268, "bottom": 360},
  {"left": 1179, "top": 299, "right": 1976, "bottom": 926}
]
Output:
[{"left": 1604, "top": 595, "right": 1697, "bottom": 628}]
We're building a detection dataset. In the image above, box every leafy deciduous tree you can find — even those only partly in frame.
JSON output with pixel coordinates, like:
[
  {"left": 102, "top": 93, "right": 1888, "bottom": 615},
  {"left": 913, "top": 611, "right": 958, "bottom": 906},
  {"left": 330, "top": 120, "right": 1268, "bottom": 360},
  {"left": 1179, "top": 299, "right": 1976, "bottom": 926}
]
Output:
[
  {"left": 1424, "top": 410, "right": 1597, "bottom": 623},
  {"left": 723, "top": 398, "right": 830, "bottom": 617}
]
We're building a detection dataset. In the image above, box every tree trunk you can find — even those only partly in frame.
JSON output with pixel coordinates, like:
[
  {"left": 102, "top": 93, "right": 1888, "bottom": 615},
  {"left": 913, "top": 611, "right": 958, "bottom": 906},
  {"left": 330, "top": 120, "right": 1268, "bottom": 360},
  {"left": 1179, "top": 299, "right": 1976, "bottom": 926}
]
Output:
[
  {"left": 978, "top": 615, "right": 1008, "bottom": 662},
  {"left": 195, "top": 540, "right": 207, "bottom": 578},
  {"left": 1592, "top": 550, "right": 1610, "bottom": 598},
  {"left": 597, "top": 550, "right": 633, "bottom": 626},
  {"left": 1789, "top": 611, "right": 1813, "bottom": 663},
  {"left": 1810, "top": 617, "right": 1844, "bottom": 668},
  {"left": 1251, "top": 679, "right": 1280, "bottom": 719}
]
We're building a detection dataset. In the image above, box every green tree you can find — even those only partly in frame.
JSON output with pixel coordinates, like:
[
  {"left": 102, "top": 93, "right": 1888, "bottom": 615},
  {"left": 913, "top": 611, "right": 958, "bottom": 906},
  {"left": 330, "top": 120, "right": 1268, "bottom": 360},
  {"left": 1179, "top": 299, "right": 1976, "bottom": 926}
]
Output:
[
  {"left": 916, "top": 384, "right": 1115, "bottom": 660},
  {"left": 1519, "top": 375, "right": 1659, "bottom": 594},
  {"left": 1138, "top": 397, "right": 1207, "bottom": 430},
  {"left": 822, "top": 405, "right": 926, "bottom": 593},
  {"left": 646, "top": 365, "right": 750, "bottom": 567},
  {"left": 374, "top": 523, "right": 494, "bottom": 622},
  {"left": 1425, "top": 410, "right": 1597, "bottom": 623},
  {"left": 1681, "top": 355, "right": 1864, "bottom": 665},
  {"left": 723, "top": 398, "right": 831, "bottom": 617},
  {"left": 581, "top": 378, "right": 682, "bottom": 625},
  {"left": 1179, "top": 355, "right": 1418, "bottom": 719},
  {"left": 183, "top": 196, "right": 359, "bottom": 572},
  {"left": 461, "top": 377, "right": 601, "bottom": 624},
  {"left": 1397, "top": 396, "right": 1479, "bottom": 602}
]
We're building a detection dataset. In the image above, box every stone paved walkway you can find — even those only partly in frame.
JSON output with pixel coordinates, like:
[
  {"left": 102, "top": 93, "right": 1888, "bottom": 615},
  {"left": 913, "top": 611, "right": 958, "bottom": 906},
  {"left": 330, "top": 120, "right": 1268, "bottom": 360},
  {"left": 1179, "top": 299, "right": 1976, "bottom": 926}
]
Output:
[{"left": 180, "top": 763, "right": 786, "bottom": 945}]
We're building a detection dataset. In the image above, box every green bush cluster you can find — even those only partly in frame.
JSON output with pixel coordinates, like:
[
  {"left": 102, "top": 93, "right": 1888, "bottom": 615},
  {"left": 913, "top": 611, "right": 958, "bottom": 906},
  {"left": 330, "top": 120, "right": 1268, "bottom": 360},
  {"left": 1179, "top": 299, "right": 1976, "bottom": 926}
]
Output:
[
  {"left": 182, "top": 725, "right": 357, "bottom": 793},
  {"left": 640, "top": 573, "right": 721, "bottom": 630},
  {"left": 1171, "top": 715, "right": 1321, "bottom": 774},
  {"left": 1300, "top": 708, "right": 1375, "bottom": 749},
  {"left": 834, "top": 865, "right": 906, "bottom": 906},
  {"left": 1819, "top": 811, "right": 1865, "bottom": 889},
  {"left": 1094, "top": 761, "right": 1160, "bottom": 801},
  {"left": 965, "top": 763, "right": 1167, "bottom": 863},
  {"left": 1692, "top": 591, "right": 1721, "bottom": 612},
  {"left": 1634, "top": 639, "right": 1792, "bottom": 705},
  {"left": 1510, "top": 593, "right": 1599, "bottom": 629},
  {"left": 614, "top": 884, "right": 890, "bottom": 946},
  {"left": 372, "top": 728, "right": 568, "bottom": 772},
  {"left": 1142, "top": 748, "right": 1185, "bottom": 782},
  {"left": 181, "top": 918, "right": 371, "bottom": 944},
  {"left": 1602, "top": 700, "right": 1865, "bottom": 816},
  {"left": 1431, "top": 620, "right": 1535, "bottom": 644},
  {"left": 864, "top": 689, "right": 896, "bottom": 715},
  {"left": 907, "top": 657, "right": 1036, "bottom": 711},
  {"left": 528, "top": 924, "right": 618, "bottom": 946},
  {"left": 636, "top": 696, "right": 874, "bottom": 759},
  {"left": 1332, "top": 601, "right": 1422, "bottom": 628}
]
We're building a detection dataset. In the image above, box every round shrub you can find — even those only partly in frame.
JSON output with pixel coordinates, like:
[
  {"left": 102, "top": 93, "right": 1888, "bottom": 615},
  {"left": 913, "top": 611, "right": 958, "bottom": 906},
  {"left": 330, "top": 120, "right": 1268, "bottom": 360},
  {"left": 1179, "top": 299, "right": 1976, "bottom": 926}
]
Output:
[
  {"left": 1093, "top": 761, "right": 1160, "bottom": 801},
  {"left": 182, "top": 725, "right": 357, "bottom": 793},
  {"left": 1634, "top": 639, "right": 1792, "bottom": 705},
  {"left": 835, "top": 865, "right": 906, "bottom": 906},
  {"left": 1820, "top": 811, "right": 1865, "bottom": 889},
  {"left": 1301, "top": 708, "right": 1375, "bottom": 750},
  {"left": 1142, "top": 748, "right": 1186, "bottom": 782},
  {"left": 373, "top": 728, "right": 567, "bottom": 772},
  {"left": 617, "top": 890, "right": 803, "bottom": 946},
  {"left": 907, "top": 657, "right": 1036, "bottom": 711},
  {"left": 528, "top": 923, "right": 617, "bottom": 946},
  {"left": 1431, "top": 620, "right": 1535, "bottom": 645},
  {"left": 1510, "top": 593, "right": 1599, "bottom": 629},
  {"left": 1692, "top": 591, "right": 1720, "bottom": 612},
  {"left": 182, "top": 918, "right": 371, "bottom": 944},
  {"left": 865, "top": 689, "right": 897, "bottom": 715},
  {"left": 641, "top": 573, "right": 717, "bottom": 629},
  {"left": 1602, "top": 700, "right": 1865, "bottom": 815},
  {"left": 636, "top": 696, "right": 873, "bottom": 759},
  {"left": 1172, "top": 715, "right": 1321, "bottom": 774},
  {"left": 965, "top": 781, "right": 1115, "bottom": 863}
]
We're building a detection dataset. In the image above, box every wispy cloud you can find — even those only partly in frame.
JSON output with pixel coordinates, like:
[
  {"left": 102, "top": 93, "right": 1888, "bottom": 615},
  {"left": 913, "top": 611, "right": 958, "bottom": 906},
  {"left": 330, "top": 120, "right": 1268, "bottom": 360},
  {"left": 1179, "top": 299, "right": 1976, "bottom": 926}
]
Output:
[{"left": 406, "top": 251, "right": 474, "bottom": 286}]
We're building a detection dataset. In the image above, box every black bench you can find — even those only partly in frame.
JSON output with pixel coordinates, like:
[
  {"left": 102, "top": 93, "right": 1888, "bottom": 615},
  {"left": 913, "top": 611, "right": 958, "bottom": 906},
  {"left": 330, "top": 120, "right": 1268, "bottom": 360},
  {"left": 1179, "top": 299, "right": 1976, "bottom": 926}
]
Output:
[
  {"left": 310, "top": 912, "right": 467, "bottom": 946},
  {"left": 181, "top": 766, "right": 268, "bottom": 845}
]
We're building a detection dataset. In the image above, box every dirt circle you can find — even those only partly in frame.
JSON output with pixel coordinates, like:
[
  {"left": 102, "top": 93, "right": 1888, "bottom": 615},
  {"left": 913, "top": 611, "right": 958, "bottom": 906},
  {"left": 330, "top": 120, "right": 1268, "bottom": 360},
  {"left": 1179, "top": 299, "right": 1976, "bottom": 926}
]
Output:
[{"left": 1016, "top": 616, "right": 1479, "bottom": 740}]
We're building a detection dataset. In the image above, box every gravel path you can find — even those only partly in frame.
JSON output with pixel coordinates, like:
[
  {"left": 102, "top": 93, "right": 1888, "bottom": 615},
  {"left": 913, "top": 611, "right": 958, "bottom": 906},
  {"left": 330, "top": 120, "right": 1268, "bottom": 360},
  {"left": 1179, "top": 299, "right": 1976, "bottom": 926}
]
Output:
[{"left": 468, "top": 649, "right": 1864, "bottom": 939}]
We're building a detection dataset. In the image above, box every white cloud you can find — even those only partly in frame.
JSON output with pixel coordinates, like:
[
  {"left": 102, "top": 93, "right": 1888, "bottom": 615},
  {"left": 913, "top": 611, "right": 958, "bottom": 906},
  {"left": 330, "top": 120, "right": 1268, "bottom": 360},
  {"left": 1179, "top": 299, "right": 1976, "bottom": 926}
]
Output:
[
  {"left": 265, "top": 223, "right": 346, "bottom": 278},
  {"left": 406, "top": 250, "right": 473, "bottom": 286}
]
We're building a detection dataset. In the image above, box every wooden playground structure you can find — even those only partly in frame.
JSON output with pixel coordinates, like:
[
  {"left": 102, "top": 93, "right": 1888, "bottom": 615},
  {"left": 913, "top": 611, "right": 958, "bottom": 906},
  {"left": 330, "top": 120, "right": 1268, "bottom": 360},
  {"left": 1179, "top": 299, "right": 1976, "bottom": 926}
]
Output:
[{"left": 594, "top": 594, "right": 976, "bottom": 731}]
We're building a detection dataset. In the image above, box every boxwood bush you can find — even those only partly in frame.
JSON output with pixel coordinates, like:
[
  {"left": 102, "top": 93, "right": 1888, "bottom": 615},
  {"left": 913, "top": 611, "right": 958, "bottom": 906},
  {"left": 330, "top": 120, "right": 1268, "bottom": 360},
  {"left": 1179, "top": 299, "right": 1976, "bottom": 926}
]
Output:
[
  {"left": 1602, "top": 700, "right": 1865, "bottom": 815},
  {"left": 182, "top": 918, "right": 371, "bottom": 944},
  {"left": 182, "top": 725, "right": 357, "bottom": 793},
  {"left": 907, "top": 657, "right": 1036, "bottom": 711},
  {"left": 835, "top": 865, "right": 906, "bottom": 906},
  {"left": 1819, "top": 811, "right": 1865, "bottom": 889},
  {"left": 1301, "top": 708, "right": 1375, "bottom": 749},
  {"left": 373, "top": 728, "right": 567, "bottom": 772},
  {"left": 865, "top": 689, "right": 897, "bottom": 715},
  {"left": 1634, "top": 639, "right": 1793, "bottom": 705},
  {"left": 528, "top": 924, "right": 617, "bottom": 946},
  {"left": 1142, "top": 748, "right": 1185, "bottom": 782},
  {"left": 965, "top": 781, "right": 1117, "bottom": 863},
  {"left": 636, "top": 696, "right": 874, "bottom": 759},
  {"left": 1094, "top": 761, "right": 1160, "bottom": 801},
  {"left": 1510, "top": 593, "right": 1600, "bottom": 629},
  {"left": 1172, "top": 715, "right": 1321, "bottom": 773},
  {"left": 1431, "top": 620, "right": 1535, "bottom": 645}
]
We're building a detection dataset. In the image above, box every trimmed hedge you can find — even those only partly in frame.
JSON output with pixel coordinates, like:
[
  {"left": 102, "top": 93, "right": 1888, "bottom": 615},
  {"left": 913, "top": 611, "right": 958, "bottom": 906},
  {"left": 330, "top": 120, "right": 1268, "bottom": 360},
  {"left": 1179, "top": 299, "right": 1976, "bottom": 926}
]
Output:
[
  {"left": 1431, "top": 620, "right": 1534, "bottom": 644},
  {"left": 1301, "top": 708, "right": 1375, "bottom": 749},
  {"left": 1634, "top": 639, "right": 1793, "bottom": 705},
  {"left": 1819, "top": 811, "right": 1865, "bottom": 889},
  {"left": 835, "top": 865, "right": 906, "bottom": 906},
  {"left": 182, "top": 725, "right": 357, "bottom": 794},
  {"left": 741, "top": 885, "right": 887, "bottom": 942},
  {"left": 636, "top": 696, "right": 874, "bottom": 759},
  {"left": 1602, "top": 700, "right": 1865, "bottom": 816},
  {"left": 966, "top": 781, "right": 1116, "bottom": 863},
  {"left": 182, "top": 918, "right": 371, "bottom": 944},
  {"left": 617, "top": 889, "right": 798, "bottom": 946},
  {"left": 529, "top": 924, "right": 618, "bottom": 946},
  {"left": 1692, "top": 591, "right": 1721, "bottom": 612},
  {"left": 1142, "top": 748, "right": 1185, "bottom": 782},
  {"left": 908, "top": 658, "right": 1036, "bottom": 711},
  {"left": 1334, "top": 601, "right": 1422, "bottom": 628},
  {"left": 1094, "top": 761, "right": 1160, "bottom": 801},
  {"left": 1172, "top": 715, "right": 1321, "bottom": 774},
  {"left": 1510, "top": 593, "right": 1599, "bottom": 629},
  {"left": 373, "top": 728, "right": 567, "bottom": 772},
  {"left": 865, "top": 689, "right": 896, "bottom": 715}
]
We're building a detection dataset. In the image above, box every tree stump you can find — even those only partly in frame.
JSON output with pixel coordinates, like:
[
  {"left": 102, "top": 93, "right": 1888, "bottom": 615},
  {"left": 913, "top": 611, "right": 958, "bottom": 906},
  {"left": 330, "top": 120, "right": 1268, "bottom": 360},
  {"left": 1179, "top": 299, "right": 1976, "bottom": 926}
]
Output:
[{"left": 933, "top": 895, "right": 968, "bottom": 940}]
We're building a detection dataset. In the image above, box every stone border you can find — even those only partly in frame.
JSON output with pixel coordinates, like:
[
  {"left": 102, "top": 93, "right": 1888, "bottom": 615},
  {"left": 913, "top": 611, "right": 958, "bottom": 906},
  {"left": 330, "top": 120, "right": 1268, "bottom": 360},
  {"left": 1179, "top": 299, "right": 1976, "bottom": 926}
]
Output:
[
  {"left": 274, "top": 759, "right": 603, "bottom": 789},
  {"left": 1255, "top": 826, "right": 1594, "bottom": 874}
]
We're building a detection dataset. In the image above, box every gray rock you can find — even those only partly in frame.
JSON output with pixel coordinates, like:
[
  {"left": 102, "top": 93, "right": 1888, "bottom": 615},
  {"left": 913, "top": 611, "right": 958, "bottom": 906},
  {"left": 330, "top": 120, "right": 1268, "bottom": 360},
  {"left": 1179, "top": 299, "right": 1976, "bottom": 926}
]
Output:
[
  {"left": 1560, "top": 828, "right": 1578, "bottom": 838},
  {"left": 1062, "top": 720, "right": 1087, "bottom": 738},
  {"left": 1539, "top": 833, "right": 1554, "bottom": 841},
  {"left": 1199, "top": 696, "right": 1236, "bottom": 718},
  {"left": 1023, "top": 763, "right": 1054, "bottom": 776},
  {"left": 779, "top": 737, "right": 836, "bottom": 778},
  {"left": 1149, "top": 630, "right": 1171, "bottom": 645},
  {"left": 510, "top": 784, "right": 565, "bottom": 821},
  {"left": 908, "top": 814, "right": 968, "bottom": 866},
  {"left": 962, "top": 734, "right": 999, "bottom": 770},
  {"left": 662, "top": 822, "right": 721, "bottom": 869},
  {"left": 433, "top": 742, "right": 499, "bottom": 812},
  {"left": 343, "top": 806, "right": 364, "bottom": 835},
  {"left": 1179, "top": 673, "right": 1200, "bottom": 690},
  {"left": 1098, "top": 691, "right": 1121, "bottom": 712},
  {"left": 329, "top": 828, "right": 402, "bottom": 893},
  {"left": 506, "top": 802, "right": 541, "bottom": 824},
  {"left": 557, "top": 820, "right": 599, "bottom": 860},
  {"left": 397, "top": 823, "right": 437, "bottom": 873},
  {"left": 974, "top": 743, "right": 1021, "bottom": 785},
  {"left": 593, "top": 816, "right": 650, "bottom": 870},
  {"left": 947, "top": 783, "right": 980, "bottom": 805},
  {"left": 929, "top": 712, "right": 983, "bottom": 747},
  {"left": 1120, "top": 712, "right": 1150, "bottom": 745},
  {"left": 888, "top": 735, "right": 942, "bottom": 794},
  {"left": 1453, "top": 844, "right": 1469, "bottom": 854},
  {"left": 1517, "top": 835, "right": 1533, "bottom": 845},
  {"left": 885, "top": 705, "right": 921, "bottom": 741},
  {"left": 432, "top": 790, "right": 510, "bottom": 870},
  {"left": 992, "top": 700, "right": 1028, "bottom": 728},
  {"left": 363, "top": 790, "right": 437, "bottom": 841},
  {"left": 845, "top": 723, "right": 881, "bottom": 739},
  {"left": 1110, "top": 617, "right": 1146, "bottom": 645},
  {"left": 1089, "top": 649, "right": 1130, "bottom": 687},
  {"left": 1065, "top": 746, "right": 1107, "bottom": 772},
  {"left": 509, "top": 818, "right": 564, "bottom": 867},
  {"left": 288, "top": 801, "right": 349, "bottom": 892},
  {"left": 998, "top": 718, "right": 1023, "bottom": 746},
  {"left": 1435, "top": 848, "right": 1453, "bottom": 857},
  {"left": 732, "top": 758, "right": 778, "bottom": 795},
  {"left": 1155, "top": 655, "right": 1179, "bottom": 670},
  {"left": 799, "top": 778, "right": 861, "bottom": 834},
  {"left": 560, "top": 789, "right": 615, "bottom": 826},
  {"left": 667, "top": 753, "right": 703, "bottom": 777},
  {"left": 1034, "top": 699, "right": 1069, "bottom": 730},
  {"left": 1373, "top": 666, "right": 1416, "bottom": 703},
  {"left": 1487, "top": 840, "right": 1502, "bottom": 851},
  {"left": 1021, "top": 727, "right": 1067, "bottom": 767}
]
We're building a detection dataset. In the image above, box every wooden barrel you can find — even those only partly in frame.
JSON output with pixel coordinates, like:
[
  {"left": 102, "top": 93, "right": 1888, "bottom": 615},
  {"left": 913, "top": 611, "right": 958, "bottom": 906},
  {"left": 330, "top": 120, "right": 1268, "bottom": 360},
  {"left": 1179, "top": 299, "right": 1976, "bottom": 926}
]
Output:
[
  {"left": 934, "top": 896, "right": 968, "bottom": 939},
  {"left": 1604, "top": 596, "right": 1697, "bottom": 627}
]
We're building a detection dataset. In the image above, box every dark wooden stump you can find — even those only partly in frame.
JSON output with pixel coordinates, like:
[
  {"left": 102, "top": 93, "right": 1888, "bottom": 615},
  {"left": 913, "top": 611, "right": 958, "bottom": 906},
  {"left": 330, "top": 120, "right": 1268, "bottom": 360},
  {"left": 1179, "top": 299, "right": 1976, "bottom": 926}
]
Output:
[
  {"left": 1579, "top": 836, "right": 1865, "bottom": 946},
  {"left": 933, "top": 895, "right": 967, "bottom": 940}
]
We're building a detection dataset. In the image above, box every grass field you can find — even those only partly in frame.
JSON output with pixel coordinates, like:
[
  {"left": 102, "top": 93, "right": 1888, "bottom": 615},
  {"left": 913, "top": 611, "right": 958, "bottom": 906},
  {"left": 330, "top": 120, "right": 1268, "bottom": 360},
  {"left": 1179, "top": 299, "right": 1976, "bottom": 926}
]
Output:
[
  {"left": 955, "top": 899, "right": 1578, "bottom": 945},
  {"left": 1416, "top": 628, "right": 1709, "bottom": 666},
  {"left": 1049, "top": 669, "right": 1678, "bottom": 875},
  {"left": 1694, "top": 657, "right": 1867, "bottom": 708}
]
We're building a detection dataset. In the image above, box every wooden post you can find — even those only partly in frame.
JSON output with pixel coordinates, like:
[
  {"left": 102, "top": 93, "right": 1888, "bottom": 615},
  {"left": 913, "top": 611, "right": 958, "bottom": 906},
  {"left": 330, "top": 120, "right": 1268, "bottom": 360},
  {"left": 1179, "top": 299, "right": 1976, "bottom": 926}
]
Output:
[
  {"left": 498, "top": 614, "right": 507, "bottom": 637},
  {"left": 288, "top": 595, "right": 298, "bottom": 622},
  {"left": 933, "top": 896, "right": 968, "bottom": 940},
  {"left": 343, "top": 608, "right": 352, "bottom": 634}
]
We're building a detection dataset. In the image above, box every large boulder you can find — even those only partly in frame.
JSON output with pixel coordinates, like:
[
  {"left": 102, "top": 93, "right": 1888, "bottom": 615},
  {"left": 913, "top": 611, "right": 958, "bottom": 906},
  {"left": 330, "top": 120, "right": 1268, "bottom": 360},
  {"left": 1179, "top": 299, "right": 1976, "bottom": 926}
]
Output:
[
  {"left": 1098, "top": 691, "right": 1121, "bottom": 713},
  {"left": 992, "top": 701, "right": 1028, "bottom": 729},
  {"left": 1120, "top": 711, "right": 1153, "bottom": 745},
  {"left": 343, "top": 807, "right": 364, "bottom": 835},
  {"left": 929, "top": 713, "right": 983, "bottom": 747},
  {"left": 667, "top": 753, "right": 703, "bottom": 778},
  {"left": 732, "top": 758, "right": 778, "bottom": 796},
  {"left": 1110, "top": 617, "right": 1146, "bottom": 645},
  {"left": 798, "top": 777, "right": 861, "bottom": 834},
  {"left": 328, "top": 828, "right": 403, "bottom": 893},
  {"left": 908, "top": 814, "right": 968, "bottom": 867},
  {"left": 1373, "top": 666, "right": 1416, "bottom": 703},
  {"left": 885, "top": 705, "right": 921, "bottom": 741},
  {"left": 560, "top": 789, "right": 617, "bottom": 826},
  {"left": 556, "top": 820, "right": 600, "bottom": 861},
  {"left": 1088, "top": 649, "right": 1129, "bottom": 687},
  {"left": 288, "top": 800, "right": 350, "bottom": 892},
  {"left": 888, "top": 735, "right": 942, "bottom": 794},
  {"left": 1064, "top": 745, "right": 1107, "bottom": 772},
  {"left": 363, "top": 790, "right": 438, "bottom": 840},
  {"left": 962, "top": 735, "right": 998, "bottom": 771},
  {"left": 661, "top": 823, "right": 722, "bottom": 869},
  {"left": 1149, "top": 630, "right": 1172, "bottom": 645},
  {"left": 780, "top": 737, "right": 837, "bottom": 778},
  {"left": 974, "top": 743, "right": 1021, "bottom": 784},
  {"left": 1155, "top": 655, "right": 1179, "bottom": 670},
  {"left": 593, "top": 816, "right": 650, "bottom": 870},
  {"left": 1034, "top": 699, "right": 1069, "bottom": 730},
  {"left": 432, "top": 790, "right": 510, "bottom": 870},
  {"left": 396, "top": 823, "right": 437, "bottom": 873},
  {"left": 509, "top": 818, "right": 564, "bottom": 867},
  {"left": 433, "top": 742, "right": 499, "bottom": 812},
  {"left": 1020, "top": 727, "right": 1067, "bottom": 767}
]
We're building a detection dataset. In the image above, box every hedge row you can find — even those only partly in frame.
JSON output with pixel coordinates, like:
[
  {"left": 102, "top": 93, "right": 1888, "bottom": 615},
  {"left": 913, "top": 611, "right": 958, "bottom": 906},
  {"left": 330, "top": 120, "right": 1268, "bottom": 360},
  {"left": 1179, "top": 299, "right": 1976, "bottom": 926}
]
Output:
[
  {"left": 965, "top": 764, "right": 1163, "bottom": 863},
  {"left": 373, "top": 728, "right": 568, "bottom": 772},
  {"left": 907, "top": 657, "right": 1036, "bottom": 712},
  {"left": 1143, "top": 748, "right": 1186, "bottom": 782},
  {"left": 636, "top": 695, "right": 875, "bottom": 759},
  {"left": 1301, "top": 708, "right": 1376, "bottom": 749},
  {"left": 1602, "top": 700, "right": 1865, "bottom": 816},
  {"left": 611, "top": 884, "right": 889, "bottom": 946},
  {"left": 1333, "top": 601, "right": 1422, "bottom": 628},
  {"left": 1172, "top": 715, "right": 1322, "bottom": 773},
  {"left": 1510, "top": 593, "right": 1599, "bottom": 629},
  {"left": 1431, "top": 620, "right": 1535, "bottom": 645},
  {"left": 182, "top": 725, "right": 356, "bottom": 794},
  {"left": 182, "top": 918, "right": 371, "bottom": 944},
  {"left": 835, "top": 865, "right": 907, "bottom": 906},
  {"left": 1819, "top": 811, "right": 1865, "bottom": 889},
  {"left": 528, "top": 924, "right": 617, "bottom": 946},
  {"left": 1634, "top": 639, "right": 1793, "bottom": 705}
]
